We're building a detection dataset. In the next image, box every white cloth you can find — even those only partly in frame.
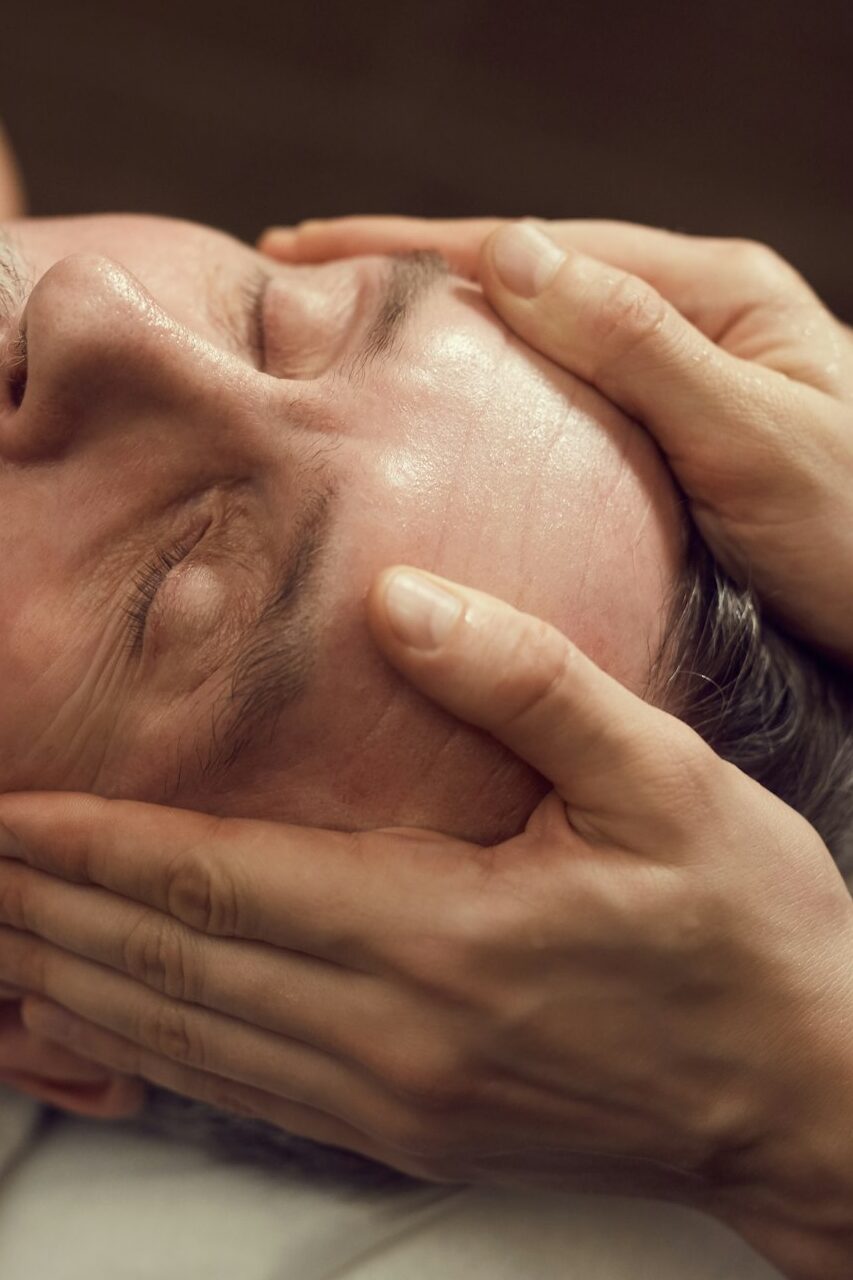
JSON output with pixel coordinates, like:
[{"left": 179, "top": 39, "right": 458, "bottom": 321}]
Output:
[{"left": 0, "top": 1089, "right": 782, "bottom": 1280}]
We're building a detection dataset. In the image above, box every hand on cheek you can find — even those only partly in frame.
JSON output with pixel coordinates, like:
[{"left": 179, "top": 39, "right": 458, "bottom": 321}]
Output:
[{"left": 0, "top": 568, "right": 851, "bottom": 1279}]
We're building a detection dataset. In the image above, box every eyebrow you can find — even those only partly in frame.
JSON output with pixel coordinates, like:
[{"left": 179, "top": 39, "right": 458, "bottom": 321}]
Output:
[
  {"left": 351, "top": 249, "right": 449, "bottom": 374},
  {"left": 206, "top": 248, "right": 448, "bottom": 382}
]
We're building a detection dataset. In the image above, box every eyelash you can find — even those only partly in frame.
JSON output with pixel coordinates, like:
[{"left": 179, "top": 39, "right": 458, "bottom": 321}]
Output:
[{"left": 122, "top": 536, "right": 196, "bottom": 655}]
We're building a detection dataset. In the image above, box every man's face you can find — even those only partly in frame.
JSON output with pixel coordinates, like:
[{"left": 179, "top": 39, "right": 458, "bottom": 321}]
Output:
[{"left": 0, "top": 215, "right": 682, "bottom": 841}]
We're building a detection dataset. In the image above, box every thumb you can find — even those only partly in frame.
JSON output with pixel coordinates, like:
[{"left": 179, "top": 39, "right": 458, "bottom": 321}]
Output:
[{"left": 367, "top": 566, "right": 720, "bottom": 851}]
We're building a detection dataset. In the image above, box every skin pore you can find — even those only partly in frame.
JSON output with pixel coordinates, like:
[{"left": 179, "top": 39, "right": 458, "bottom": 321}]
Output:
[{"left": 0, "top": 214, "right": 683, "bottom": 843}]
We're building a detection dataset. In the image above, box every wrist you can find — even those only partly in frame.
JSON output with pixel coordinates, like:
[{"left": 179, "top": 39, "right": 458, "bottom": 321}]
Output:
[
  {"left": 706, "top": 946, "right": 853, "bottom": 1278},
  {"left": 708, "top": 1072, "right": 853, "bottom": 1278}
]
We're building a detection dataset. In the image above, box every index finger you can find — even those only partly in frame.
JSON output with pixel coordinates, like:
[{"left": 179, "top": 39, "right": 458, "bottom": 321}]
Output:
[
  {"left": 258, "top": 216, "right": 504, "bottom": 276},
  {"left": 0, "top": 793, "right": 467, "bottom": 967}
]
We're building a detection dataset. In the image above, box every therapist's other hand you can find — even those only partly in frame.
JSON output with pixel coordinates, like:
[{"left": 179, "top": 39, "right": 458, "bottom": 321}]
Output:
[
  {"left": 262, "top": 217, "right": 853, "bottom": 664},
  {"left": 0, "top": 570, "right": 852, "bottom": 1278}
]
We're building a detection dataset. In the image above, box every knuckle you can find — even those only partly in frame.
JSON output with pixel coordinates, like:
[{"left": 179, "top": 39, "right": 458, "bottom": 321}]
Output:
[
  {"left": 396, "top": 884, "right": 513, "bottom": 1004},
  {"left": 650, "top": 874, "right": 728, "bottom": 967},
  {"left": 681, "top": 1082, "right": 762, "bottom": 1180},
  {"left": 0, "top": 868, "right": 30, "bottom": 932},
  {"left": 724, "top": 238, "right": 798, "bottom": 291},
  {"left": 122, "top": 914, "right": 200, "bottom": 1002},
  {"left": 492, "top": 618, "right": 573, "bottom": 734},
  {"left": 165, "top": 832, "right": 239, "bottom": 936},
  {"left": 446, "top": 882, "right": 532, "bottom": 982},
  {"left": 591, "top": 273, "right": 668, "bottom": 362},
  {"left": 382, "top": 1043, "right": 475, "bottom": 1115},
  {"left": 139, "top": 1002, "right": 203, "bottom": 1068}
]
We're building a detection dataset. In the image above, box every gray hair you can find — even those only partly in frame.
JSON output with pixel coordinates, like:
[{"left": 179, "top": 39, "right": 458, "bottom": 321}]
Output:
[
  {"left": 653, "top": 529, "right": 853, "bottom": 881},
  {"left": 127, "top": 529, "right": 853, "bottom": 1174}
]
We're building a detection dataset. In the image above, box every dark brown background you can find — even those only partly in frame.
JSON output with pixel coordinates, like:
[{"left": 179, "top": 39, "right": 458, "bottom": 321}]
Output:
[{"left": 2, "top": 0, "right": 851, "bottom": 316}]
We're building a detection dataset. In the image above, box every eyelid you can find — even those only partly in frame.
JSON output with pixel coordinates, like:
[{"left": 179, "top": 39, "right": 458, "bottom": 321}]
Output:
[{"left": 123, "top": 513, "right": 212, "bottom": 655}]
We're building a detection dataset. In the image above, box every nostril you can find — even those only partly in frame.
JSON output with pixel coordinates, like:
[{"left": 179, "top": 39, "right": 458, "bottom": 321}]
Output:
[{"left": 7, "top": 327, "right": 27, "bottom": 408}]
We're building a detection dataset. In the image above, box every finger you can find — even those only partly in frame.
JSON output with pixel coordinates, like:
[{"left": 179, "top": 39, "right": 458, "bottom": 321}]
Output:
[
  {"left": 0, "top": 791, "right": 468, "bottom": 968},
  {"left": 22, "top": 995, "right": 668, "bottom": 1178},
  {"left": 477, "top": 221, "right": 845, "bottom": 478},
  {"left": 11, "top": 927, "right": 527, "bottom": 1169},
  {"left": 541, "top": 222, "right": 850, "bottom": 395},
  {"left": 0, "top": 925, "right": 414, "bottom": 1140},
  {"left": 368, "top": 567, "right": 730, "bottom": 850},
  {"left": 0, "top": 856, "right": 408, "bottom": 1065},
  {"left": 22, "top": 998, "right": 394, "bottom": 1167},
  {"left": 0, "top": 999, "right": 116, "bottom": 1085},
  {"left": 258, "top": 216, "right": 504, "bottom": 276}
]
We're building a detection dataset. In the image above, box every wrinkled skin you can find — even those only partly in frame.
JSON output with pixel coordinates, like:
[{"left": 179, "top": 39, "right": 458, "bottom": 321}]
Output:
[{"left": 0, "top": 214, "right": 682, "bottom": 840}]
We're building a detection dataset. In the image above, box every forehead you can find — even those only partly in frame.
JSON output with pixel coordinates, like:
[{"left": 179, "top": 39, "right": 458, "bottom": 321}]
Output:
[{"left": 2, "top": 213, "right": 241, "bottom": 268}]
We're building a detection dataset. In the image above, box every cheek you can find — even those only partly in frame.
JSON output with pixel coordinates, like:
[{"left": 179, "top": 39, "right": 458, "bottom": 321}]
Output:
[
  {"left": 231, "top": 646, "right": 548, "bottom": 841},
  {"left": 325, "top": 714, "right": 549, "bottom": 841}
]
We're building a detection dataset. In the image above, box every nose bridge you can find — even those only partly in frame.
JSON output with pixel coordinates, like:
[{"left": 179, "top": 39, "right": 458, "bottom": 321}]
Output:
[{"left": 1, "top": 252, "right": 242, "bottom": 463}]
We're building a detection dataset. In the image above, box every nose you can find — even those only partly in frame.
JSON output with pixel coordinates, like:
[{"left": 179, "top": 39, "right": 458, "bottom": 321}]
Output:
[{"left": 0, "top": 253, "right": 252, "bottom": 463}]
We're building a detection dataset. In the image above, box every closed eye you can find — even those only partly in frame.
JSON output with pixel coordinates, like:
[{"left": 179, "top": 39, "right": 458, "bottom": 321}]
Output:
[
  {"left": 243, "top": 268, "right": 270, "bottom": 371},
  {"left": 122, "top": 518, "right": 211, "bottom": 656}
]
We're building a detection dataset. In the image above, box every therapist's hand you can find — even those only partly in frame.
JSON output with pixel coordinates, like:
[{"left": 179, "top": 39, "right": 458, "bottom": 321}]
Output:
[
  {"left": 261, "top": 217, "right": 853, "bottom": 665},
  {"left": 0, "top": 568, "right": 851, "bottom": 1279}
]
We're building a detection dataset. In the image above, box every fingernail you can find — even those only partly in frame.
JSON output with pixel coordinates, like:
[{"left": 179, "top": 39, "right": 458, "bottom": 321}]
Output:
[
  {"left": 383, "top": 570, "right": 464, "bottom": 649},
  {"left": 492, "top": 223, "right": 566, "bottom": 297}
]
